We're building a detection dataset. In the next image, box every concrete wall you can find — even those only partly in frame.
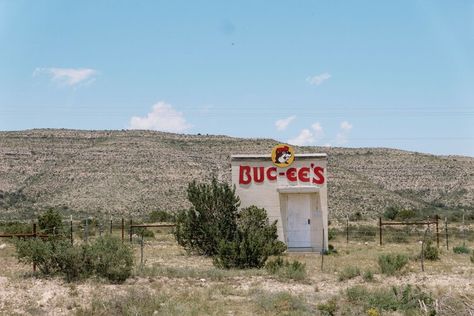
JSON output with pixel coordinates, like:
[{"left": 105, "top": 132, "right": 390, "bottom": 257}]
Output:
[{"left": 231, "top": 154, "right": 328, "bottom": 252}]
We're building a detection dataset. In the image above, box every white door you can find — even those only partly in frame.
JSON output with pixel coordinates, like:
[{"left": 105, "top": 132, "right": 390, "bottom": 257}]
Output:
[{"left": 286, "top": 194, "right": 311, "bottom": 248}]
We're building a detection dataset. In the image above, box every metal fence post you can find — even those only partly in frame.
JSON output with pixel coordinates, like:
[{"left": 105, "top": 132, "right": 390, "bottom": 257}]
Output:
[
  {"left": 129, "top": 219, "right": 133, "bottom": 243},
  {"left": 379, "top": 217, "right": 383, "bottom": 246},
  {"left": 435, "top": 215, "right": 439, "bottom": 248},
  {"left": 121, "top": 218, "right": 124, "bottom": 243},
  {"left": 70, "top": 218, "right": 73, "bottom": 245},
  {"left": 346, "top": 218, "right": 349, "bottom": 244},
  {"left": 444, "top": 217, "right": 449, "bottom": 250},
  {"left": 140, "top": 233, "right": 144, "bottom": 269},
  {"left": 32, "top": 223, "right": 37, "bottom": 272},
  {"left": 85, "top": 218, "right": 89, "bottom": 243},
  {"left": 321, "top": 228, "right": 325, "bottom": 271}
]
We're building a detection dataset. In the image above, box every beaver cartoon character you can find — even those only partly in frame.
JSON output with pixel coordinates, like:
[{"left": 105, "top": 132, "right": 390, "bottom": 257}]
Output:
[{"left": 274, "top": 146, "right": 292, "bottom": 165}]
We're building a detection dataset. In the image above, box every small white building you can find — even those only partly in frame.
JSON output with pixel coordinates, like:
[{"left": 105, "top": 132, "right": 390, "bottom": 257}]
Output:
[{"left": 231, "top": 145, "right": 328, "bottom": 252}]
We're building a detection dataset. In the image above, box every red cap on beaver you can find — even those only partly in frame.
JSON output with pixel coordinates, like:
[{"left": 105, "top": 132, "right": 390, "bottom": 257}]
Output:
[{"left": 275, "top": 146, "right": 289, "bottom": 154}]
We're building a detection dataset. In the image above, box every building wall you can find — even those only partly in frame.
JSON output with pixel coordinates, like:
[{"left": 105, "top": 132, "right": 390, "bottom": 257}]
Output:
[{"left": 231, "top": 154, "right": 328, "bottom": 251}]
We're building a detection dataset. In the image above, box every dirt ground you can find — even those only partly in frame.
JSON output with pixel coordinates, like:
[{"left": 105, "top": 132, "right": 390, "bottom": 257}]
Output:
[{"left": 0, "top": 229, "right": 473, "bottom": 315}]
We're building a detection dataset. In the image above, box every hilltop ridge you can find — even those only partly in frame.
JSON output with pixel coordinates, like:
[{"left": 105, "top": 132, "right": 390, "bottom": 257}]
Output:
[{"left": 1, "top": 129, "right": 473, "bottom": 219}]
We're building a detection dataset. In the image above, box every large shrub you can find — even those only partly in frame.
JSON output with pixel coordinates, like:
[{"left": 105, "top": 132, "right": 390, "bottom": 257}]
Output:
[
  {"left": 88, "top": 236, "right": 134, "bottom": 283},
  {"left": 214, "top": 206, "right": 286, "bottom": 269},
  {"left": 175, "top": 178, "right": 286, "bottom": 268},
  {"left": 175, "top": 178, "right": 240, "bottom": 256}
]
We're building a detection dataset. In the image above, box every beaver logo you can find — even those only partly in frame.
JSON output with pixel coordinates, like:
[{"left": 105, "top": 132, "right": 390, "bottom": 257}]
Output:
[{"left": 271, "top": 144, "right": 295, "bottom": 167}]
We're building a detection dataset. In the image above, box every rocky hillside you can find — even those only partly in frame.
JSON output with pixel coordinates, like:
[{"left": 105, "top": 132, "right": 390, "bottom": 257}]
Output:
[{"left": 0, "top": 129, "right": 473, "bottom": 220}]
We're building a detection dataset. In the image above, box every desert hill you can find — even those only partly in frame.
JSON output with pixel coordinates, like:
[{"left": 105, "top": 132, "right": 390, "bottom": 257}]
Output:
[{"left": 0, "top": 129, "right": 473, "bottom": 220}]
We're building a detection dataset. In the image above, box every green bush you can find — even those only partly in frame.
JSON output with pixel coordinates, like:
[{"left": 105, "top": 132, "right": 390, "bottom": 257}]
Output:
[
  {"left": 174, "top": 178, "right": 240, "bottom": 256},
  {"left": 328, "top": 228, "right": 337, "bottom": 240},
  {"left": 423, "top": 240, "right": 439, "bottom": 261},
  {"left": 38, "top": 208, "right": 64, "bottom": 236},
  {"left": 338, "top": 266, "right": 360, "bottom": 281},
  {"left": 265, "top": 257, "right": 306, "bottom": 281},
  {"left": 213, "top": 206, "right": 286, "bottom": 269},
  {"left": 453, "top": 245, "right": 470, "bottom": 254},
  {"left": 148, "top": 210, "right": 176, "bottom": 223},
  {"left": 317, "top": 298, "right": 337, "bottom": 316},
  {"left": 175, "top": 178, "right": 285, "bottom": 269},
  {"left": 14, "top": 235, "right": 133, "bottom": 283},
  {"left": 378, "top": 253, "right": 408, "bottom": 275},
  {"left": 326, "top": 244, "right": 338, "bottom": 255},
  {"left": 383, "top": 206, "right": 399, "bottom": 220},
  {"left": 88, "top": 236, "right": 134, "bottom": 283}
]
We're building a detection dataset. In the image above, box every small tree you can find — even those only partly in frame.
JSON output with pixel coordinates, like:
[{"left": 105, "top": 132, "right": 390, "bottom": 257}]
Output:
[
  {"left": 214, "top": 206, "right": 286, "bottom": 269},
  {"left": 38, "top": 208, "right": 63, "bottom": 236},
  {"left": 175, "top": 177, "right": 240, "bottom": 256}
]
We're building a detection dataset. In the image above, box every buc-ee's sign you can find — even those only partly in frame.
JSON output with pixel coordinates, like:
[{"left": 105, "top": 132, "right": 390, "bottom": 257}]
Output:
[{"left": 238, "top": 144, "right": 325, "bottom": 185}]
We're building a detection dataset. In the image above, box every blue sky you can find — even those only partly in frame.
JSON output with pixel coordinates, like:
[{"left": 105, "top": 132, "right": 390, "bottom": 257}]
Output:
[{"left": 0, "top": 1, "right": 473, "bottom": 156}]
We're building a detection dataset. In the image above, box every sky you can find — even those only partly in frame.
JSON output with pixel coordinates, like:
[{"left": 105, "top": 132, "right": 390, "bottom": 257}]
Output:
[{"left": 0, "top": 1, "right": 473, "bottom": 156}]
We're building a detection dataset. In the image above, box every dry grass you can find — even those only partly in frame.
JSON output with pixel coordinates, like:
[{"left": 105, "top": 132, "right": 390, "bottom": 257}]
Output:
[{"left": 0, "top": 229, "right": 473, "bottom": 315}]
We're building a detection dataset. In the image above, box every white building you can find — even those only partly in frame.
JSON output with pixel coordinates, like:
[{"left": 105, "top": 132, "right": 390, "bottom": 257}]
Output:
[{"left": 231, "top": 145, "right": 328, "bottom": 252}]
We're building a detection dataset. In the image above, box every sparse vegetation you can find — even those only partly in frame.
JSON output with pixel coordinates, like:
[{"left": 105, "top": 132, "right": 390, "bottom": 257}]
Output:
[
  {"left": 362, "top": 270, "right": 374, "bottom": 282},
  {"left": 345, "top": 284, "right": 434, "bottom": 314},
  {"left": 338, "top": 266, "right": 360, "bottom": 281},
  {"left": 317, "top": 298, "right": 338, "bottom": 316},
  {"left": 265, "top": 257, "right": 307, "bottom": 281},
  {"left": 453, "top": 244, "right": 470, "bottom": 254},
  {"left": 378, "top": 253, "right": 409, "bottom": 275}
]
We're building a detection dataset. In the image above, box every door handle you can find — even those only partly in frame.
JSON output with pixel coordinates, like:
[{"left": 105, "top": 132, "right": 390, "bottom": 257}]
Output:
[{"left": 307, "top": 219, "right": 310, "bottom": 224}]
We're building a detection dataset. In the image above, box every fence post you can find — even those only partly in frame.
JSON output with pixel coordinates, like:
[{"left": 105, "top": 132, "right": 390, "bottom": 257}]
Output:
[
  {"left": 462, "top": 213, "right": 466, "bottom": 247},
  {"left": 70, "top": 217, "right": 73, "bottom": 245},
  {"left": 85, "top": 218, "right": 89, "bottom": 243},
  {"left": 110, "top": 219, "right": 113, "bottom": 235},
  {"left": 444, "top": 217, "right": 448, "bottom": 250},
  {"left": 121, "top": 218, "right": 124, "bottom": 243},
  {"left": 346, "top": 218, "right": 349, "bottom": 244},
  {"left": 435, "top": 215, "right": 439, "bottom": 248},
  {"left": 129, "top": 219, "right": 133, "bottom": 243},
  {"left": 140, "top": 233, "right": 144, "bottom": 269},
  {"left": 321, "top": 228, "right": 325, "bottom": 271},
  {"left": 32, "top": 223, "right": 37, "bottom": 272},
  {"left": 379, "top": 217, "right": 383, "bottom": 246}
]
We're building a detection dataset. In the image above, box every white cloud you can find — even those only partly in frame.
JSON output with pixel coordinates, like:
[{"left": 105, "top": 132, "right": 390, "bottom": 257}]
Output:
[
  {"left": 129, "top": 101, "right": 192, "bottom": 133},
  {"left": 336, "top": 120, "right": 353, "bottom": 145},
  {"left": 34, "top": 67, "right": 98, "bottom": 86},
  {"left": 311, "top": 122, "right": 324, "bottom": 139},
  {"left": 306, "top": 73, "right": 331, "bottom": 86},
  {"left": 275, "top": 115, "right": 296, "bottom": 131},
  {"left": 340, "top": 121, "right": 353, "bottom": 131},
  {"left": 287, "top": 129, "right": 314, "bottom": 146}
]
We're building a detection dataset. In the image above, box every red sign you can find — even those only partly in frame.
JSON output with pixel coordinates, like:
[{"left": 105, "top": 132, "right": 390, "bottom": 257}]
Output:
[{"left": 239, "top": 164, "right": 325, "bottom": 185}]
